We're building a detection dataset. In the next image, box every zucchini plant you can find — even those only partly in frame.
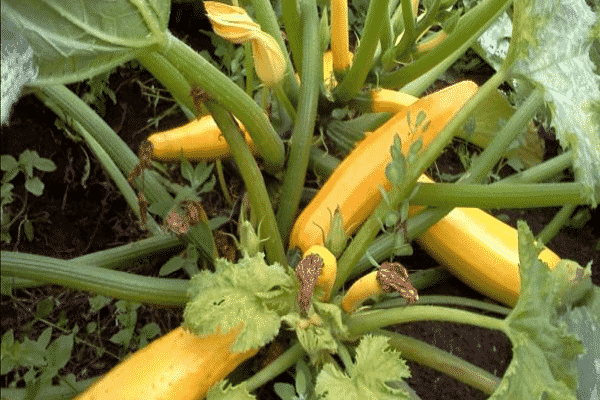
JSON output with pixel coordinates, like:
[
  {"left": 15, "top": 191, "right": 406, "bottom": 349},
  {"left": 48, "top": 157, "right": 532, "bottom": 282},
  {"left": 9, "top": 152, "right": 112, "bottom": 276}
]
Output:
[{"left": 1, "top": 0, "right": 598, "bottom": 399}]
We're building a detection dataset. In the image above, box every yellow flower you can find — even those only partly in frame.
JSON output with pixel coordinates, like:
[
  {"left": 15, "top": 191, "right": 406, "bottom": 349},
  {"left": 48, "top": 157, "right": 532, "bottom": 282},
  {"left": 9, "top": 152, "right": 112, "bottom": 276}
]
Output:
[{"left": 204, "top": 1, "right": 285, "bottom": 86}]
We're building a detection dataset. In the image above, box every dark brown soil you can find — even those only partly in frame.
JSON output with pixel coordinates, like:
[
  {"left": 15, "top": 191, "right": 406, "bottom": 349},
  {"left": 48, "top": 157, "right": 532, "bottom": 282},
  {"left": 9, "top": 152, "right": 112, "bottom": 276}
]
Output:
[{"left": 1, "top": 4, "right": 598, "bottom": 399}]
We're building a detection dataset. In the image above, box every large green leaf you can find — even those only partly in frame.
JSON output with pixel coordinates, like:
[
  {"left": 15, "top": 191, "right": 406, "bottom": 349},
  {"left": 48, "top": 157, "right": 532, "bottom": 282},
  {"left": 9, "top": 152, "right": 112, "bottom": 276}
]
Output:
[{"left": 2, "top": 0, "right": 170, "bottom": 84}]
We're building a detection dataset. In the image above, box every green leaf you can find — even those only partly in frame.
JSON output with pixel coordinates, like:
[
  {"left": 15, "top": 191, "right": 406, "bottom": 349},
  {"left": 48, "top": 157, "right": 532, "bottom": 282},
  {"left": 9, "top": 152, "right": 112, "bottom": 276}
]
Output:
[
  {"left": 18, "top": 149, "right": 37, "bottom": 177},
  {"left": 1, "top": 155, "right": 18, "bottom": 172},
  {"left": 159, "top": 254, "right": 186, "bottom": 276},
  {"left": 2, "top": 0, "right": 170, "bottom": 84},
  {"left": 508, "top": 0, "right": 600, "bottom": 206},
  {"left": 33, "top": 156, "right": 56, "bottom": 172},
  {"left": 184, "top": 253, "right": 297, "bottom": 352},
  {"left": 315, "top": 334, "right": 411, "bottom": 400},
  {"left": 560, "top": 306, "right": 600, "bottom": 400},
  {"left": 23, "top": 218, "right": 34, "bottom": 241},
  {"left": 489, "top": 221, "right": 584, "bottom": 400},
  {"left": 25, "top": 176, "right": 44, "bottom": 196}
]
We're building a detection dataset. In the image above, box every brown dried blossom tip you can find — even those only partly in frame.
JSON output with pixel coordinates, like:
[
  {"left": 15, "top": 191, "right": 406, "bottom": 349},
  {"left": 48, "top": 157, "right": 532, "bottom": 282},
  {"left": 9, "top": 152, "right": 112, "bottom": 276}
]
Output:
[
  {"left": 377, "top": 262, "right": 419, "bottom": 304},
  {"left": 295, "top": 245, "right": 338, "bottom": 315},
  {"left": 341, "top": 261, "right": 418, "bottom": 313}
]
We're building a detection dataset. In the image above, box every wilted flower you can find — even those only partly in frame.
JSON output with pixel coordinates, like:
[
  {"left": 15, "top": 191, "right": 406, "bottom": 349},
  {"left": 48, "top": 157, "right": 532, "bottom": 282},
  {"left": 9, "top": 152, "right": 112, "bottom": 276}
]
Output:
[{"left": 204, "top": 1, "right": 285, "bottom": 86}]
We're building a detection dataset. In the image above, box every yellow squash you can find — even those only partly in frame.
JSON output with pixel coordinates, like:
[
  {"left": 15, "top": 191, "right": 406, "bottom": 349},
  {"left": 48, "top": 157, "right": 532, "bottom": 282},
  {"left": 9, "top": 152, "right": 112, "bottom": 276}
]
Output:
[
  {"left": 75, "top": 325, "right": 257, "bottom": 400},
  {"left": 289, "top": 80, "right": 479, "bottom": 252},
  {"left": 147, "top": 115, "right": 257, "bottom": 161}
]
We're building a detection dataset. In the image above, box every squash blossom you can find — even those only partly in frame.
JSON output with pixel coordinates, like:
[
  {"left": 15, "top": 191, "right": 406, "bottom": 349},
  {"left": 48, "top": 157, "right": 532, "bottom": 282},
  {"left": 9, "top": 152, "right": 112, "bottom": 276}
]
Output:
[{"left": 204, "top": 1, "right": 285, "bottom": 86}]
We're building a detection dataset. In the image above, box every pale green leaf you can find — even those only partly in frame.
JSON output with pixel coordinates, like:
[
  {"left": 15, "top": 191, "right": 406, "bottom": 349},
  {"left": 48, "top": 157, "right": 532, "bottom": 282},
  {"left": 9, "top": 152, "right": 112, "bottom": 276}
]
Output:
[
  {"left": 184, "top": 253, "right": 297, "bottom": 352},
  {"left": 315, "top": 334, "right": 411, "bottom": 400},
  {"left": 2, "top": 0, "right": 170, "bottom": 84},
  {"left": 489, "top": 221, "right": 586, "bottom": 400},
  {"left": 509, "top": 0, "right": 600, "bottom": 206}
]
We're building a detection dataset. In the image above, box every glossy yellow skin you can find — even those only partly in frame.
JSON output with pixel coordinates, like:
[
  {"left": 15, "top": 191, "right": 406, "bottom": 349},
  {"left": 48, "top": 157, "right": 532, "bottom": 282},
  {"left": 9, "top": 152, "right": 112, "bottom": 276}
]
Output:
[
  {"left": 147, "top": 115, "right": 257, "bottom": 161},
  {"left": 75, "top": 325, "right": 257, "bottom": 400},
  {"left": 289, "top": 80, "right": 479, "bottom": 253},
  {"left": 340, "top": 270, "right": 380, "bottom": 313},
  {"left": 409, "top": 175, "right": 561, "bottom": 307},
  {"left": 303, "top": 245, "right": 337, "bottom": 301}
]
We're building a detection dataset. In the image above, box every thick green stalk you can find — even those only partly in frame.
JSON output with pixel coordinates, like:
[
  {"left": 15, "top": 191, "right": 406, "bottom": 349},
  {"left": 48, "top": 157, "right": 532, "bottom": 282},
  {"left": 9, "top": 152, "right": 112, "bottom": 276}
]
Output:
[
  {"left": 334, "top": 0, "right": 389, "bottom": 101},
  {"left": 205, "top": 101, "right": 287, "bottom": 266},
  {"left": 372, "top": 295, "right": 512, "bottom": 316},
  {"left": 380, "top": 4, "right": 395, "bottom": 54},
  {"left": 276, "top": 0, "right": 321, "bottom": 243},
  {"left": 459, "top": 85, "right": 542, "bottom": 184},
  {"left": 381, "top": 0, "right": 512, "bottom": 88},
  {"left": 496, "top": 150, "right": 573, "bottom": 184},
  {"left": 250, "top": 0, "right": 300, "bottom": 105},
  {"left": 33, "top": 88, "right": 158, "bottom": 233},
  {"left": 375, "top": 329, "right": 502, "bottom": 395},
  {"left": 537, "top": 203, "right": 578, "bottom": 244},
  {"left": 1, "top": 252, "right": 189, "bottom": 306},
  {"left": 31, "top": 85, "right": 172, "bottom": 207},
  {"left": 136, "top": 51, "right": 197, "bottom": 115},
  {"left": 244, "top": 342, "right": 306, "bottom": 392},
  {"left": 3, "top": 235, "right": 183, "bottom": 290},
  {"left": 281, "top": 0, "right": 303, "bottom": 75},
  {"left": 388, "top": 0, "right": 416, "bottom": 64},
  {"left": 160, "top": 33, "right": 285, "bottom": 174},
  {"left": 410, "top": 182, "right": 584, "bottom": 208},
  {"left": 346, "top": 305, "right": 507, "bottom": 337}
]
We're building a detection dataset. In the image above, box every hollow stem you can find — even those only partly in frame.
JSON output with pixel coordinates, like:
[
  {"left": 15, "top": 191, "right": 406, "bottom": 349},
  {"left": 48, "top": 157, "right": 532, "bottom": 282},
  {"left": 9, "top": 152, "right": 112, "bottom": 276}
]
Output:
[
  {"left": 334, "top": 0, "right": 389, "bottom": 101},
  {"left": 244, "top": 341, "right": 306, "bottom": 392},
  {"left": 276, "top": 0, "right": 321, "bottom": 244},
  {"left": 205, "top": 100, "right": 287, "bottom": 266},
  {"left": 375, "top": 329, "right": 502, "bottom": 395},
  {"left": 2, "top": 251, "right": 189, "bottom": 306},
  {"left": 346, "top": 305, "right": 507, "bottom": 337}
]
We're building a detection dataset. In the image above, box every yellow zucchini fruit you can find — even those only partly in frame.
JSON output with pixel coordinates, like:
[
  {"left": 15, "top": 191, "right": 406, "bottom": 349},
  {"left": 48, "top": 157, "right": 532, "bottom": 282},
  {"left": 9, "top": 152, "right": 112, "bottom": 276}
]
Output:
[
  {"left": 409, "top": 175, "right": 560, "bottom": 306},
  {"left": 75, "top": 325, "right": 257, "bottom": 400},
  {"left": 147, "top": 115, "right": 257, "bottom": 161},
  {"left": 289, "top": 80, "right": 479, "bottom": 253}
]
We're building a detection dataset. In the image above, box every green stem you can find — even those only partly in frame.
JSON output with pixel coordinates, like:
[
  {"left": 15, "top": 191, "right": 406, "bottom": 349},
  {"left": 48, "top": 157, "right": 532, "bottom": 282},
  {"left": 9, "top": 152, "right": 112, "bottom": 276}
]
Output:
[
  {"left": 281, "top": 0, "right": 304, "bottom": 75},
  {"left": 372, "top": 295, "right": 512, "bottom": 316},
  {"left": 459, "top": 84, "right": 542, "bottom": 184},
  {"left": 392, "top": 0, "right": 417, "bottom": 61},
  {"left": 380, "top": 4, "right": 395, "bottom": 54},
  {"left": 496, "top": 150, "right": 572, "bottom": 184},
  {"left": 375, "top": 329, "right": 502, "bottom": 395},
  {"left": 136, "top": 51, "right": 196, "bottom": 115},
  {"left": 381, "top": 0, "right": 512, "bottom": 88},
  {"left": 244, "top": 341, "right": 306, "bottom": 392},
  {"left": 334, "top": 0, "right": 389, "bottom": 101},
  {"left": 34, "top": 88, "right": 160, "bottom": 233},
  {"left": 250, "top": 0, "right": 300, "bottom": 105},
  {"left": 31, "top": 85, "right": 172, "bottom": 207},
  {"left": 215, "top": 159, "right": 234, "bottom": 207},
  {"left": 537, "top": 203, "right": 577, "bottom": 244},
  {"left": 274, "top": 83, "right": 298, "bottom": 122},
  {"left": 410, "top": 182, "right": 585, "bottom": 208},
  {"left": 160, "top": 34, "right": 285, "bottom": 174},
  {"left": 204, "top": 101, "right": 287, "bottom": 266},
  {"left": 1, "top": 251, "right": 189, "bottom": 306},
  {"left": 3, "top": 235, "right": 184, "bottom": 290},
  {"left": 244, "top": 42, "right": 255, "bottom": 96},
  {"left": 346, "top": 305, "right": 507, "bottom": 337},
  {"left": 276, "top": 0, "right": 321, "bottom": 244}
]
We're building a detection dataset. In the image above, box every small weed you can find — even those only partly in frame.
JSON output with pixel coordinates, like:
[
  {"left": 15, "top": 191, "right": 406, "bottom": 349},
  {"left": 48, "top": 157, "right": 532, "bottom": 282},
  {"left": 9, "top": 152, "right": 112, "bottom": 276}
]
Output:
[{"left": 1, "top": 150, "right": 56, "bottom": 244}]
